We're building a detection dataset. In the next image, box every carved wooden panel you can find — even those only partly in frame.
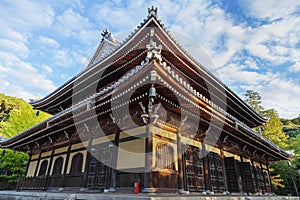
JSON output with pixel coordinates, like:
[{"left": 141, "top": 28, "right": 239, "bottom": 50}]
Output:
[
  {"left": 208, "top": 152, "right": 225, "bottom": 192},
  {"left": 87, "top": 146, "right": 109, "bottom": 190},
  {"left": 184, "top": 146, "right": 205, "bottom": 192},
  {"left": 224, "top": 157, "right": 240, "bottom": 192},
  {"left": 240, "top": 162, "right": 255, "bottom": 193},
  {"left": 253, "top": 166, "right": 266, "bottom": 193}
]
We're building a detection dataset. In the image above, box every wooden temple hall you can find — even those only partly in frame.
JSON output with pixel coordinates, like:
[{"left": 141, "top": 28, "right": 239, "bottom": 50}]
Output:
[{"left": 1, "top": 7, "right": 291, "bottom": 194}]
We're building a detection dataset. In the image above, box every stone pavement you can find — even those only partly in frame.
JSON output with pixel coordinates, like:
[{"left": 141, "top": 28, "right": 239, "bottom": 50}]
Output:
[{"left": 0, "top": 191, "right": 299, "bottom": 200}]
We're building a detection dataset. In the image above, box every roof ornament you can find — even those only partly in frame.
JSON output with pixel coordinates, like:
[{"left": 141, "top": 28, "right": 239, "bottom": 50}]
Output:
[
  {"left": 146, "top": 39, "right": 162, "bottom": 63},
  {"left": 148, "top": 6, "right": 158, "bottom": 18},
  {"left": 101, "top": 29, "right": 111, "bottom": 38},
  {"left": 101, "top": 29, "right": 117, "bottom": 43}
]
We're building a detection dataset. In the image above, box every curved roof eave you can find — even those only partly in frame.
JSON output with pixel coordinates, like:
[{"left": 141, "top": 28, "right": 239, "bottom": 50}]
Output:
[
  {"left": 31, "top": 11, "right": 266, "bottom": 126},
  {"left": 147, "top": 18, "right": 267, "bottom": 126},
  {"left": 30, "top": 15, "right": 156, "bottom": 111}
]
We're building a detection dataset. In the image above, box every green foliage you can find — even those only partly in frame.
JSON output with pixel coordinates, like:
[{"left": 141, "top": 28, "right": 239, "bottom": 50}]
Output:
[
  {"left": 0, "top": 149, "right": 29, "bottom": 190},
  {"left": 0, "top": 94, "right": 50, "bottom": 190},
  {"left": 262, "top": 109, "right": 288, "bottom": 149},
  {"left": 269, "top": 161, "right": 298, "bottom": 196},
  {"left": 243, "top": 90, "right": 299, "bottom": 195},
  {"left": 0, "top": 93, "right": 51, "bottom": 138},
  {"left": 281, "top": 117, "right": 300, "bottom": 138},
  {"left": 244, "top": 90, "right": 264, "bottom": 115}
]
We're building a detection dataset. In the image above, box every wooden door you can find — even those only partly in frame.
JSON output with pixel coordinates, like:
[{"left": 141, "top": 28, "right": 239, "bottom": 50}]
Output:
[
  {"left": 224, "top": 157, "right": 240, "bottom": 192},
  {"left": 87, "top": 146, "right": 109, "bottom": 191},
  {"left": 184, "top": 146, "right": 205, "bottom": 192},
  {"left": 208, "top": 152, "right": 225, "bottom": 192}
]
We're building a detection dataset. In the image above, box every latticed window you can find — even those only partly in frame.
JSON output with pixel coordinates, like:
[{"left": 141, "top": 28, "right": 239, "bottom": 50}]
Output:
[
  {"left": 156, "top": 143, "right": 174, "bottom": 170},
  {"left": 52, "top": 157, "right": 64, "bottom": 175},
  {"left": 70, "top": 153, "right": 83, "bottom": 174},
  {"left": 38, "top": 160, "right": 48, "bottom": 176}
]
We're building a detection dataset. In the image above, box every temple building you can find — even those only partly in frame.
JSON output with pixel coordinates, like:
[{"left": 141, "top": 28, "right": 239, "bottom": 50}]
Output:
[{"left": 1, "top": 7, "right": 291, "bottom": 194}]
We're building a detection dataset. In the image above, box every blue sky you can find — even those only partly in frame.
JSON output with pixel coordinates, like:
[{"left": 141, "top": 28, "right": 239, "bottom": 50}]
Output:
[{"left": 0, "top": 0, "right": 299, "bottom": 119}]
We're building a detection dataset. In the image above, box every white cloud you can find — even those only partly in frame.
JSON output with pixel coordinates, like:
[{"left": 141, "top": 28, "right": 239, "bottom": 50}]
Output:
[
  {"left": 39, "top": 36, "right": 60, "bottom": 48},
  {"left": 55, "top": 9, "right": 91, "bottom": 37},
  {"left": 0, "top": 40, "right": 56, "bottom": 101},
  {"left": 240, "top": 0, "right": 300, "bottom": 21},
  {"left": 259, "top": 77, "right": 300, "bottom": 119},
  {"left": 0, "top": 0, "right": 54, "bottom": 30},
  {"left": 289, "top": 62, "right": 300, "bottom": 72},
  {"left": 0, "top": 0, "right": 298, "bottom": 119},
  {"left": 0, "top": 39, "right": 29, "bottom": 58},
  {"left": 43, "top": 65, "right": 53, "bottom": 74},
  {"left": 216, "top": 63, "right": 275, "bottom": 86}
]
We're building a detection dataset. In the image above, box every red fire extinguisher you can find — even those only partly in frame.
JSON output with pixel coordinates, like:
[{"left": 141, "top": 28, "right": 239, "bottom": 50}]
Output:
[{"left": 134, "top": 182, "right": 140, "bottom": 194}]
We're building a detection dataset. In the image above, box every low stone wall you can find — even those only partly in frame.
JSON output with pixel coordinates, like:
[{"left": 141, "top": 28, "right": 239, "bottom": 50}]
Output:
[{"left": 0, "top": 191, "right": 298, "bottom": 200}]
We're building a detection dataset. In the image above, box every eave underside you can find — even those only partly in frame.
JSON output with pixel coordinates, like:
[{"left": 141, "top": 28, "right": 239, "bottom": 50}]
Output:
[
  {"left": 1, "top": 60, "right": 289, "bottom": 163},
  {"left": 30, "top": 16, "right": 265, "bottom": 129}
]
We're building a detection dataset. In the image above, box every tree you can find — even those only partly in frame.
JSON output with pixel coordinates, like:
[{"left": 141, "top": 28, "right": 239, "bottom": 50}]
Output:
[
  {"left": 243, "top": 90, "right": 297, "bottom": 194},
  {"left": 0, "top": 149, "right": 29, "bottom": 189},
  {"left": 263, "top": 109, "right": 288, "bottom": 149},
  {"left": 244, "top": 90, "right": 264, "bottom": 133},
  {"left": 0, "top": 94, "right": 51, "bottom": 138},
  {"left": 244, "top": 90, "right": 264, "bottom": 115},
  {"left": 0, "top": 94, "right": 51, "bottom": 189}
]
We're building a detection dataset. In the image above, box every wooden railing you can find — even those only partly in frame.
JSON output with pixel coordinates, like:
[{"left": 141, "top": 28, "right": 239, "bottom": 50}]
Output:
[
  {"left": 16, "top": 176, "right": 47, "bottom": 190},
  {"left": 16, "top": 174, "right": 84, "bottom": 191}
]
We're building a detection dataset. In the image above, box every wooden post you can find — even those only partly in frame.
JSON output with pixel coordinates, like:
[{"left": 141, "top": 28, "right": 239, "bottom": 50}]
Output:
[
  {"left": 82, "top": 138, "right": 93, "bottom": 189},
  {"left": 61, "top": 141, "right": 72, "bottom": 188},
  {"left": 202, "top": 143, "right": 211, "bottom": 191},
  {"left": 250, "top": 159, "right": 258, "bottom": 193},
  {"left": 220, "top": 149, "right": 228, "bottom": 191},
  {"left": 24, "top": 153, "right": 32, "bottom": 177},
  {"left": 109, "top": 130, "right": 120, "bottom": 190},
  {"left": 259, "top": 161, "right": 267, "bottom": 194},
  {"left": 176, "top": 129, "right": 185, "bottom": 193},
  {"left": 45, "top": 148, "right": 55, "bottom": 190},
  {"left": 239, "top": 156, "right": 246, "bottom": 193},
  {"left": 266, "top": 162, "right": 274, "bottom": 193},
  {"left": 142, "top": 124, "right": 154, "bottom": 193},
  {"left": 34, "top": 150, "right": 42, "bottom": 177}
]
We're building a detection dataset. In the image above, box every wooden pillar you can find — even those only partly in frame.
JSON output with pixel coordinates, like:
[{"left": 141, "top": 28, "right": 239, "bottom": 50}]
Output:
[
  {"left": 239, "top": 156, "right": 245, "bottom": 193},
  {"left": 34, "top": 150, "right": 42, "bottom": 177},
  {"left": 259, "top": 161, "right": 267, "bottom": 194},
  {"left": 202, "top": 143, "right": 211, "bottom": 191},
  {"left": 82, "top": 138, "right": 93, "bottom": 189},
  {"left": 176, "top": 129, "right": 186, "bottom": 193},
  {"left": 108, "top": 130, "right": 120, "bottom": 190},
  {"left": 220, "top": 149, "right": 228, "bottom": 191},
  {"left": 45, "top": 148, "right": 55, "bottom": 190},
  {"left": 250, "top": 159, "right": 258, "bottom": 193},
  {"left": 25, "top": 153, "right": 32, "bottom": 177},
  {"left": 61, "top": 141, "right": 72, "bottom": 188},
  {"left": 266, "top": 163, "right": 274, "bottom": 193},
  {"left": 142, "top": 124, "right": 155, "bottom": 193},
  {"left": 240, "top": 156, "right": 246, "bottom": 192}
]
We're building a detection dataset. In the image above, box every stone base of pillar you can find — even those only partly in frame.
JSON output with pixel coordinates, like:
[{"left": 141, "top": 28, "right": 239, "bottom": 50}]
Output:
[
  {"left": 142, "top": 187, "right": 156, "bottom": 193},
  {"left": 103, "top": 188, "right": 116, "bottom": 193},
  {"left": 178, "top": 189, "right": 189, "bottom": 194}
]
